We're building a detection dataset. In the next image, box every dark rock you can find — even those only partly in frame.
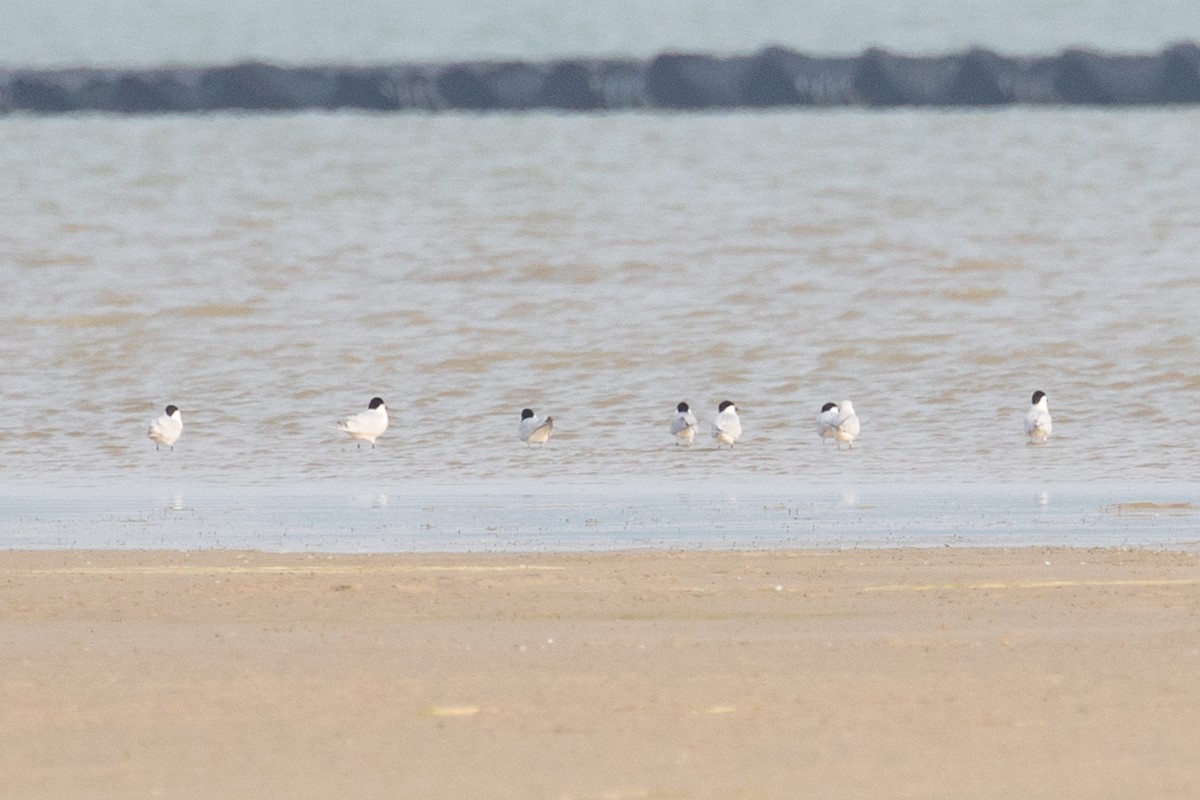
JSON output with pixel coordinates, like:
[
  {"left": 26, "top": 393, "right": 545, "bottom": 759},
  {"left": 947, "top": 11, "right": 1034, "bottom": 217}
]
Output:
[
  {"left": 482, "top": 62, "right": 548, "bottom": 109},
  {"left": 63, "top": 72, "right": 119, "bottom": 112},
  {"left": 536, "top": 61, "right": 605, "bottom": 110},
  {"left": 435, "top": 65, "right": 503, "bottom": 110},
  {"left": 853, "top": 48, "right": 963, "bottom": 106},
  {"left": 646, "top": 53, "right": 749, "bottom": 108},
  {"left": 197, "top": 62, "right": 334, "bottom": 111},
  {"left": 1000, "top": 56, "right": 1061, "bottom": 104},
  {"left": 328, "top": 68, "right": 399, "bottom": 110},
  {"left": 387, "top": 66, "right": 441, "bottom": 110},
  {"left": 591, "top": 60, "right": 648, "bottom": 109},
  {"left": 2, "top": 45, "right": 1198, "bottom": 114},
  {"left": 740, "top": 47, "right": 861, "bottom": 106},
  {"left": 1158, "top": 42, "right": 1200, "bottom": 102},
  {"left": 10, "top": 72, "right": 78, "bottom": 112},
  {"left": 740, "top": 47, "right": 805, "bottom": 106},
  {"left": 1053, "top": 49, "right": 1163, "bottom": 104},
  {"left": 781, "top": 51, "right": 859, "bottom": 105},
  {"left": 943, "top": 48, "right": 1014, "bottom": 105},
  {"left": 112, "top": 72, "right": 196, "bottom": 113}
]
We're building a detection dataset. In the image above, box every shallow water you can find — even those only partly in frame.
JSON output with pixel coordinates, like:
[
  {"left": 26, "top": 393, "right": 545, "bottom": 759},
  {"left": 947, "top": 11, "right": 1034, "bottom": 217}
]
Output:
[
  {"left": 1, "top": 482, "right": 1198, "bottom": 552},
  {"left": 4, "top": 105, "right": 1200, "bottom": 553},
  {"left": 2, "top": 110, "right": 1199, "bottom": 495}
]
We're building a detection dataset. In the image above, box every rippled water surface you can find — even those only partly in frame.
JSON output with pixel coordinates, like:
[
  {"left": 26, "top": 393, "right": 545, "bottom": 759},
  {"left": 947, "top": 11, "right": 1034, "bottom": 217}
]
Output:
[{"left": 3, "top": 109, "right": 1199, "bottom": 496}]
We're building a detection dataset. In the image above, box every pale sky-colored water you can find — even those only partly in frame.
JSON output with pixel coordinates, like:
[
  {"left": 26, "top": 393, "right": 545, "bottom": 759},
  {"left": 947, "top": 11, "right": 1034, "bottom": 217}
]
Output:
[
  {"left": 2, "top": 109, "right": 1199, "bottom": 493},
  {"left": 2, "top": 483, "right": 1197, "bottom": 552},
  {"left": 1, "top": 0, "right": 1197, "bottom": 68}
]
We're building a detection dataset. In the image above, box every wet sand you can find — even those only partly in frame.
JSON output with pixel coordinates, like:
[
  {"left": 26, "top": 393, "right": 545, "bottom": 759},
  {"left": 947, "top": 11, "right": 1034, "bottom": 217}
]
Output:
[{"left": 3, "top": 546, "right": 1199, "bottom": 799}]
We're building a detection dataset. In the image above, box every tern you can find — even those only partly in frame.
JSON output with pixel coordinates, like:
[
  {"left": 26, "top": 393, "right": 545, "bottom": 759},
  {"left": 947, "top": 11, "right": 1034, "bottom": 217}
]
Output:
[
  {"left": 817, "top": 401, "right": 839, "bottom": 444},
  {"left": 712, "top": 401, "right": 742, "bottom": 448},
  {"left": 147, "top": 404, "right": 183, "bottom": 450},
  {"left": 833, "top": 400, "right": 859, "bottom": 449},
  {"left": 519, "top": 408, "right": 554, "bottom": 445},
  {"left": 670, "top": 401, "right": 698, "bottom": 444},
  {"left": 1024, "top": 390, "right": 1052, "bottom": 443},
  {"left": 337, "top": 396, "right": 389, "bottom": 448}
]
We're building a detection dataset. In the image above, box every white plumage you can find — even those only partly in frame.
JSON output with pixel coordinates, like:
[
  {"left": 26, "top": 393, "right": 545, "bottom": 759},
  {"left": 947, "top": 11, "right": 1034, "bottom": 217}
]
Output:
[
  {"left": 670, "top": 402, "right": 698, "bottom": 444},
  {"left": 147, "top": 404, "right": 183, "bottom": 450},
  {"left": 833, "top": 399, "right": 860, "bottom": 449},
  {"left": 816, "top": 402, "right": 840, "bottom": 444},
  {"left": 1024, "top": 391, "right": 1052, "bottom": 443},
  {"left": 337, "top": 396, "right": 389, "bottom": 448},
  {"left": 712, "top": 401, "right": 742, "bottom": 447},
  {"left": 518, "top": 408, "right": 553, "bottom": 445}
]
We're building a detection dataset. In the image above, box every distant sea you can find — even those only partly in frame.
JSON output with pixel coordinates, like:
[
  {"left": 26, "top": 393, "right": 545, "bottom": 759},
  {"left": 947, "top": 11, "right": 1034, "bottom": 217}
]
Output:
[{"left": 3, "top": 0, "right": 1199, "bottom": 68}]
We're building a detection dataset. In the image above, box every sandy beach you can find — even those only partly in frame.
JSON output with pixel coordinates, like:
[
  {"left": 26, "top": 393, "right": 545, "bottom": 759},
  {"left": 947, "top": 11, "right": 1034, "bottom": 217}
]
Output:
[{"left": 3, "top": 546, "right": 1198, "bottom": 799}]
